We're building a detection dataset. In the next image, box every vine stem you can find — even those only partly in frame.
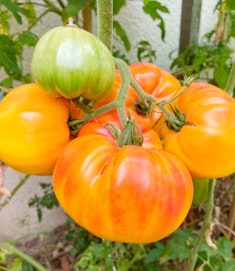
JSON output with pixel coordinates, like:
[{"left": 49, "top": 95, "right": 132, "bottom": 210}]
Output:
[
  {"left": 70, "top": 58, "right": 134, "bottom": 130},
  {"left": 188, "top": 178, "right": 217, "bottom": 271},
  {"left": 97, "top": 0, "right": 113, "bottom": 51},
  {"left": 130, "top": 75, "right": 194, "bottom": 129},
  {"left": 70, "top": 58, "right": 190, "bottom": 133},
  {"left": 0, "top": 174, "right": 30, "bottom": 209},
  {"left": 225, "top": 52, "right": 235, "bottom": 97},
  {"left": 0, "top": 242, "right": 48, "bottom": 271}
]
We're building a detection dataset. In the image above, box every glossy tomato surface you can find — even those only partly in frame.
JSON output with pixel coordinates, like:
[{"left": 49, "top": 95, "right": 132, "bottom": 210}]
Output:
[
  {"left": 0, "top": 83, "right": 71, "bottom": 175},
  {"left": 53, "top": 134, "right": 193, "bottom": 243},
  {"left": 31, "top": 25, "right": 115, "bottom": 100},
  {"left": 93, "top": 62, "right": 181, "bottom": 129},
  {"left": 160, "top": 82, "right": 235, "bottom": 179}
]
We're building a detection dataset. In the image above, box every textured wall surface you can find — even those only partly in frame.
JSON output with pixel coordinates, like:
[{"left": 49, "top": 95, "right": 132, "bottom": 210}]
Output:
[
  {"left": 0, "top": 0, "right": 218, "bottom": 241},
  {"left": 0, "top": 169, "right": 67, "bottom": 241}
]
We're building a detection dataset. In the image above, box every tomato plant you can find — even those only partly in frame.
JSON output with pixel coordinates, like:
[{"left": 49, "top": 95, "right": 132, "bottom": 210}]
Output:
[
  {"left": 158, "top": 82, "right": 235, "bottom": 179},
  {"left": 53, "top": 133, "right": 193, "bottom": 244},
  {"left": 31, "top": 21, "right": 115, "bottom": 100},
  {"left": 0, "top": 83, "right": 71, "bottom": 175}
]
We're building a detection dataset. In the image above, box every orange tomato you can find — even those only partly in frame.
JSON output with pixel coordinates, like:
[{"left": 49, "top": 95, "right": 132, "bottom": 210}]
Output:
[
  {"left": 159, "top": 82, "right": 235, "bottom": 179},
  {"left": 93, "top": 62, "right": 181, "bottom": 130},
  {"left": 53, "top": 133, "right": 193, "bottom": 243},
  {"left": 0, "top": 83, "right": 71, "bottom": 175}
]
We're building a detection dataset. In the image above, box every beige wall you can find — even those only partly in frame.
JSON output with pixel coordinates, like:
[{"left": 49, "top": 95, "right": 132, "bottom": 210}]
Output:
[{"left": 0, "top": 168, "right": 67, "bottom": 241}]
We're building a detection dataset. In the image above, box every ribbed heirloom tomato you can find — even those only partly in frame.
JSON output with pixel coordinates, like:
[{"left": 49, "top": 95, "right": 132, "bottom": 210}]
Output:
[
  {"left": 158, "top": 82, "right": 235, "bottom": 179},
  {"left": 31, "top": 20, "right": 115, "bottom": 100},
  {"left": 0, "top": 83, "right": 71, "bottom": 175},
  {"left": 53, "top": 132, "right": 193, "bottom": 244}
]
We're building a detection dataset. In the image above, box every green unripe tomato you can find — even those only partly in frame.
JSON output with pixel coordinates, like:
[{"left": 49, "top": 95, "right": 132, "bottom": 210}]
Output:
[{"left": 31, "top": 23, "right": 115, "bottom": 100}]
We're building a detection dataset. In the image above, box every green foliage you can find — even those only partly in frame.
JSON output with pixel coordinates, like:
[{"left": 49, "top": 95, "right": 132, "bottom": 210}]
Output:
[
  {"left": 171, "top": 38, "right": 233, "bottom": 89},
  {"left": 142, "top": 0, "right": 169, "bottom": 41},
  {"left": 113, "top": 0, "right": 127, "bottom": 15},
  {"left": 28, "top": 183, "right": 59, "bottom": 222},
  {"left": 65, "top": 227, "right": 235, "bottom": 271},
  {"left": 0, "top": 248, "right": 37, "bottom": 271},
  {"left": 113, "top": 20, "right": 131, "bottom": 51},
  {"left": 171, "top": 0, "right": 235, "bottom": 93},
  {"left": 137, "top": 40, "right": 157, "bottom": 62}
]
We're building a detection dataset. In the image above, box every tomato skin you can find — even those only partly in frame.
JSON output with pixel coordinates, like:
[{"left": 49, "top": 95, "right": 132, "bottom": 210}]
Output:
[
  {"left": 78, "top": 113, "right": 163, "bottom": 150},
  {"left": 128, "top": 63, "right": 181, "bottom": 101},
  {"left": 160, "top": 82, "right": 235, "bottom": 179},
  {"left": 31, "top": 25, "right": 115, "bottom": 100},
  {"left": 95, "top": 62, "right": 181, "bottom": 105},
  {"left": 0, "top": 83, "right": 71, "bottom": 175},
  {"left": 53, "top": 134, "right": 193, "bottom": 244},
  {"left": 128, "top": 62, "right": 162, "bottom": 94},
  {"left": 93, "top": 63, "right": 181, "bottom": 129}
]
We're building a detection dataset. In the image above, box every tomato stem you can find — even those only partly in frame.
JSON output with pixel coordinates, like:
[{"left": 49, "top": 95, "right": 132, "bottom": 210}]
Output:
[
  {"left": 69, "top": 58, "right": 193, "bottom": 134},
  {"left": 117, "top": 116, "right": 144, "bottom": 147},
  {"left": 130, "top": 73, "right": 186, "bottom": 131},
  {"left": 225, "top": 54, "right": 235, "bottom": 97},
  {"left": 188, "top": 178, "right": 217, "bottom": 271},
  {"left": 161, "top": 75, "right": 196, "bottom": 105},
  {"left": 97, "top": 0, "right": 113, "bottom": 51},
  {"left": 0, "top": 242, "right": 48, "bottom": 271},
  {"left": 0, "top": 174, "right": 30, "bottom": 208},
  {"left": 66, "top": 17, "right": 77, "bottom": 27}
]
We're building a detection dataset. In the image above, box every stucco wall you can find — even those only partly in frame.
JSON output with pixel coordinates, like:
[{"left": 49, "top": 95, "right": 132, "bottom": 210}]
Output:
[{"left": 0, "top": 0, "right": 218, "bottom": 241}]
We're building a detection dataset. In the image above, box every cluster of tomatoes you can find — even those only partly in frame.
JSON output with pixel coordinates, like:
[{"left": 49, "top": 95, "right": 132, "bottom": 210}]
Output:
[{"left": 1, "top": 23, "right": 235, "bottom": 244}]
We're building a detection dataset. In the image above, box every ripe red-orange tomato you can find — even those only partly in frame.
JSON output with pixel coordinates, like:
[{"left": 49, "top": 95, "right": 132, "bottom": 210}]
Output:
[
  {"left": 53, "top": 133, "right": 193, "bottom": 243},
  {"left": 0, "top": 83, "right": 71, "bottom": 175},
  {"left": 158, "top": 82, "right": 235, "bottom": 179},
  {"left": 93, "top": 62, "right": 181, "bottom": 129}
]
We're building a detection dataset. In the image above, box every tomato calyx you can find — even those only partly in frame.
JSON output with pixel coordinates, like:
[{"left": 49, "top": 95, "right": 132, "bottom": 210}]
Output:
[
  {"left": 163, "top": 76, "right": 196, "bottom": 131},
  {"left": 135, "top": 98, "right": 154, "bottom": 116},
  {"left": 117, "top": 116, "right": 143, "bottom": 147},
  {"left": 68, "top": 118, "right": 87, "bottom": 136},
  {"left": 165, "top": 104, "right": 185, "bottom": 131}
]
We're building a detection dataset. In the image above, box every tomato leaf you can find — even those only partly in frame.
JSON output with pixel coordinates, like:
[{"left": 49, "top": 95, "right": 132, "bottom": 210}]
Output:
[
  {"left": 144, "top": 243, "right": 164, "bottom": 263},
  {"left": 0, "top": 35, "right": 21, "bottom": 75},
  {"left": 221, "top": 259, "right": 235, "bottom": 271},
  {"left": 21, "top": 2, "right": 36, "bottom": 23},
  {"left": 113, "top": 20, "right": 131, "bottom": 51},
  {"left": 10, "top": 257, "right": 22, "bottom": 271},
  {"left": 22, "top": 261, "right": 35, "bottom": 271},
  {"left": 137, "top": 40, "right": 157, "bottom": 62},
  {"left": 142, "top": 0, "right": 169, "bottom": 41},
  {"left": 113, "top": 0, "right": 127, "bottom": 15},
  {"left": 158, "top": 229, "right": 195, "bottom": 262},
  {"left": 1, "top": 0, "right": 22, "bottom": 24},
  {"left": 226, "top": 0, "right": 235, "bottom": 10},
  {"left": 61, "top": 0, "right": 88, "bottom": 24},
  {"left": 0, "top": 11, "right": 10, "bottom": 34},
  {"left": 18, "top": 31, "right": 38, "bottom": 47}
]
